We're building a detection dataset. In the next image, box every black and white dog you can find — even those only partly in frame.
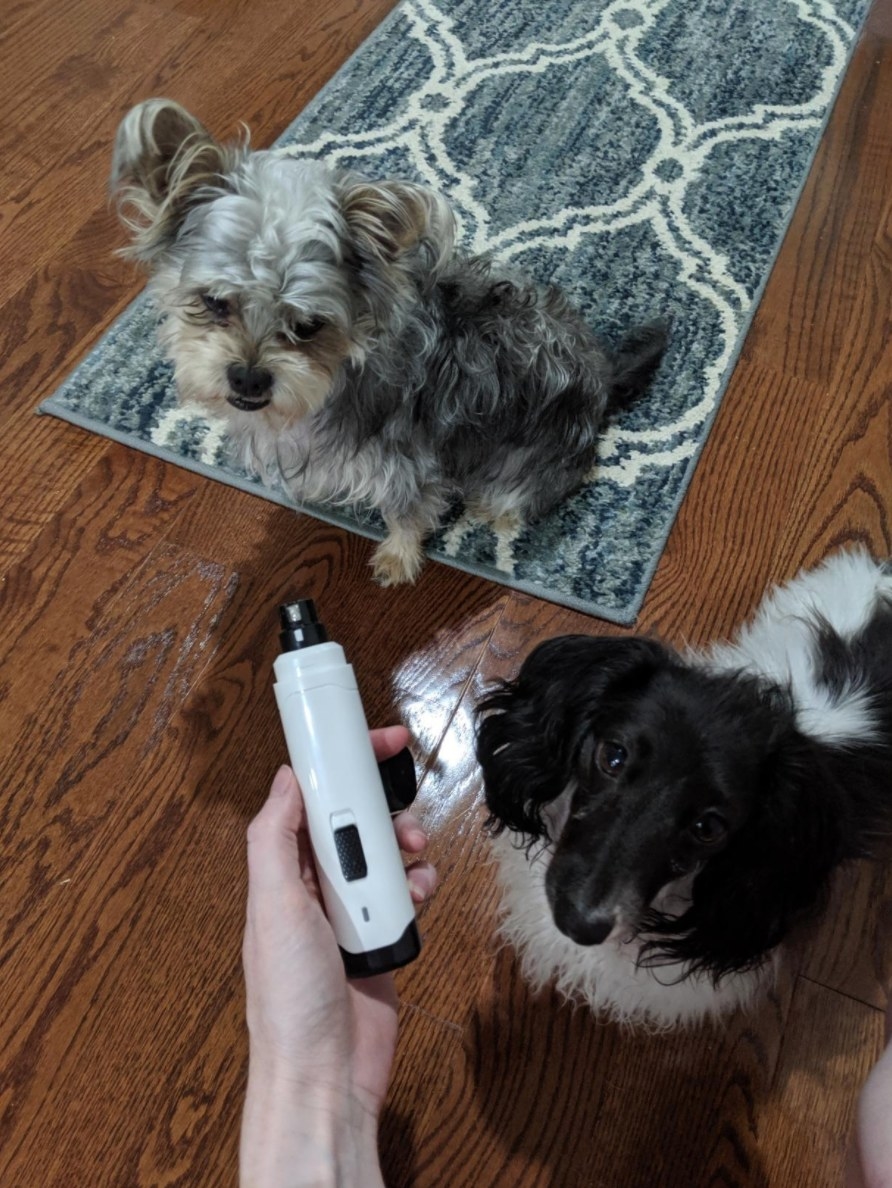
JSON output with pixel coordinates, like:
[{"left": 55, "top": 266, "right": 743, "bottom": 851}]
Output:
[{"left": 476, "top": 550, "right": 892, "bottom": 1026}]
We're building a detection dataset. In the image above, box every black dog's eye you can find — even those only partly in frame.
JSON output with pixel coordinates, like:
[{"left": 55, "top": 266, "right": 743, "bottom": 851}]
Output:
[
  {"left": 690, "top": 812, "right": 728, "bottom": 845},
  {"left": 201, "top": 293, "right": 231, "bottom": 320},
  {"left": 595, "top": 740, "right": 627, "bottom": 777}
]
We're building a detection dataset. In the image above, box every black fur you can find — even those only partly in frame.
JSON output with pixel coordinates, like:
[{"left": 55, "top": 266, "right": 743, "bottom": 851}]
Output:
[{"left": 310, "top": 258, "right": 670, "bottom": 523}]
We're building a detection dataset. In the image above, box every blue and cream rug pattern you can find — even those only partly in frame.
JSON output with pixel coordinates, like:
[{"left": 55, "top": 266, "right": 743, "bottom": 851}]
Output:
[{"left": 41, "top": 0, "right": 870, "bottom": 622}]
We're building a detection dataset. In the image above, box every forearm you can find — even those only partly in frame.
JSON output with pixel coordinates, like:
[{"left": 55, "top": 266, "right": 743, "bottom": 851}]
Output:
[
  {"left": 240, "top": 1068, "right": 385, "bottom": 1188},
  {"left": 848, "top": 1040, "right": 892, "bottom": 1188}
]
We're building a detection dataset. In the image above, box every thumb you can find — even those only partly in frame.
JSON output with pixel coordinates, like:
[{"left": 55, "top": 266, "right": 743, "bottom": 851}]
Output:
[{"left": 246, "top": 765, "right": 307, "bottom": 894}]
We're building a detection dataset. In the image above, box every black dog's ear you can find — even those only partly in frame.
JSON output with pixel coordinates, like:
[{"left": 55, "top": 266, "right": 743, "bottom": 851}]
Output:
[
  {"left": 475, "top": 635, "right": 670, "bottom": 841},
  {"left": 642, "top": 726, "right": 845, "bottom": 982},
  {"left": 110, "top": 98, "right": 239, "bottom": 262}
]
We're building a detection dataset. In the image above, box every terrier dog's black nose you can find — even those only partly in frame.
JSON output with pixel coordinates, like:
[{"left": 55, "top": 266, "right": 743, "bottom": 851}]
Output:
[{"left": 227, "top": 362, "right": 273, "bottom": 403}]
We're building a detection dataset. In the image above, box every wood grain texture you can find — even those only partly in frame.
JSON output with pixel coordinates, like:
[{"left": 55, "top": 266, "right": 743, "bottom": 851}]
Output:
[
  {"left": 742, "top": 25, "right": 892, "bottom": 386},
  {"left": 2, "top": 0, "right": 892, "bottom": 1184},
  {"left": 759, "top": 979, "right": 883, "bottom": 1188}
]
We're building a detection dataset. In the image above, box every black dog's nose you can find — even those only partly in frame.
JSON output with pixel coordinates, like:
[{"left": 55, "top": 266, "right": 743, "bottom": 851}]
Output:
[
  {"left": 227, "top": 362, "right": 273, "bottom": 401},
  {"left": 575, "top": 915, "right": 615, "bottom": 945},
  {"left": 553, "top": 902, "right": 616, "bottom": 946}
]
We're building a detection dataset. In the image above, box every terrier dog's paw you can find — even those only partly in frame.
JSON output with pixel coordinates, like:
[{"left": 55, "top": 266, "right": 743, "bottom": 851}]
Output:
[
  {"left": 491, "top": 510, "right": 522, "bottom": 536},
  {"left": 465, "top": 498, "right": 523, "bottom": 536},
  {"left": 372, "top": 535, "right": 424, "bottom": 586}
]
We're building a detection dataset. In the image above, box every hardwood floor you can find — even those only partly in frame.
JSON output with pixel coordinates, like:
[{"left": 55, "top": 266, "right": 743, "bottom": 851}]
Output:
[{"left": 1, "top": 0, "right": 890, "bottom": 1184}]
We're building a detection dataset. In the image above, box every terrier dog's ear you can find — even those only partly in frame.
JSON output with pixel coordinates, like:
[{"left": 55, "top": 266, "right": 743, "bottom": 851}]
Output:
[
  {"left": 110, "top": 98, "right": 238, "bottom": 263},
  {"left": 339, "top": 179, "right": 455, "bottom": 273}
]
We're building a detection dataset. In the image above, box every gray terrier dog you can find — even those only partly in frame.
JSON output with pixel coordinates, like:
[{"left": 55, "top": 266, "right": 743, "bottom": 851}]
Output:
[{"left": 111, "top": 99, "right": 667, "bottom": 584}]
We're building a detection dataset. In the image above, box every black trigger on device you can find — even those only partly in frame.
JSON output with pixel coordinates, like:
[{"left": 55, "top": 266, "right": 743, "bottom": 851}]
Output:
[{"left": 378, "top": 747, "right": 418, "bottom": 813}]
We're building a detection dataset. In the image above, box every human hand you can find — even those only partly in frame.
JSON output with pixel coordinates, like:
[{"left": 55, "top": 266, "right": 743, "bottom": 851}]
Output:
[
  {"left": 846, "top": 1004, "right": 892, "bottom": 1188},
  {"left": 846, "top": 903, "right": 892, "bottom": 1188},
  {"left": 240, "top": 726, "right": 436, "bottom": 1187}
]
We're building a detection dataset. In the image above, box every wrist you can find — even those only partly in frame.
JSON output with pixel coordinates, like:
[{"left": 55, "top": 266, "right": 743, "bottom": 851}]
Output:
[{"left": 240, "top": 1066, "right": 383, "bottom": 1188}]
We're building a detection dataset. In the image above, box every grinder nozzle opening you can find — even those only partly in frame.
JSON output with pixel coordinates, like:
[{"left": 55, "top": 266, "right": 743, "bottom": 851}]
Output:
[{"left": 279, "top": 599, "right": 329, "bottom": 651}]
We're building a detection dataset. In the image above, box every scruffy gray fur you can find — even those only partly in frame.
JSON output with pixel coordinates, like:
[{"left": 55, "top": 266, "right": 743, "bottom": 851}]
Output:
[{"left": 111, "top": 98, "right": 668, "bottom": 583}]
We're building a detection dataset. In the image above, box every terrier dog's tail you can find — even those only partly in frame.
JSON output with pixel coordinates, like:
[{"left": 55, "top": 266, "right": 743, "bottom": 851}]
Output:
[{"left": 607, "top": 319, "right": 670, "bottom": 411}]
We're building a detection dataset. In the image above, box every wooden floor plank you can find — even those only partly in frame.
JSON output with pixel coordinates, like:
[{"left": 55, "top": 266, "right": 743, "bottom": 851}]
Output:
[
  {"left": 0, "top": 420, "right": 108, "bottom": 573},
  {"left": 743, "top": 10, "right": 892, "bottom": 386},
  {"left": 798, "top": 863, "right": 892, "bottom": 1012},
  {"left": 0, "top": 3, "right": 204, "bottom": 302},
  {"left": 759, "top": 979, "right": 884, "bottom": 1188},
  {"left": 0, "top": 540, "right": 242, "bottom": 1186}
]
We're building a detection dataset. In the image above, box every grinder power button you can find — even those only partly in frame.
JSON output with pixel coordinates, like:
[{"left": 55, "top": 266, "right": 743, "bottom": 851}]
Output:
[{"left": 333, "top": 824, "right": 368, "bottom": 881}]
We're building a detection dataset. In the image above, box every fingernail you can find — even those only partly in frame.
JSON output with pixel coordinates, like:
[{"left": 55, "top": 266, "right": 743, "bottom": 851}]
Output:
[
  {"left": 410, "top": 868, "right": 436, "bottom": 903},
  {"left": 410, "top": 830, "right": 427, "bottom": 849},
  {"left": 270, "top": 765, "right": 292, "bottom": 797}
]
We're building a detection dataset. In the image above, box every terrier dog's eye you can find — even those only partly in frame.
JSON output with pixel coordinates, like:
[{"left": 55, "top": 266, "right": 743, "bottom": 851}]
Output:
[
  {"left": 690, "top": 812, "right": 728, "bottom": 845},
  {"left": 290, "top": 317, "right": 325, "bottom": 341},
  {"left": 595, "top": 740, "right": 627, "bottom": 776},
  {"left": 276, "top": 317, "right": 326, "bottom": 349},
  {"left": 201, "top": 293, "right": 231, "bottom": 320}
]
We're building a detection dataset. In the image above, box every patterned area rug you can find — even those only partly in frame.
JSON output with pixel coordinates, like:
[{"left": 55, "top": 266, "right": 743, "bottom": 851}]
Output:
[{"left": 40, "top": 0, "right": 869, "bottom": 623}]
